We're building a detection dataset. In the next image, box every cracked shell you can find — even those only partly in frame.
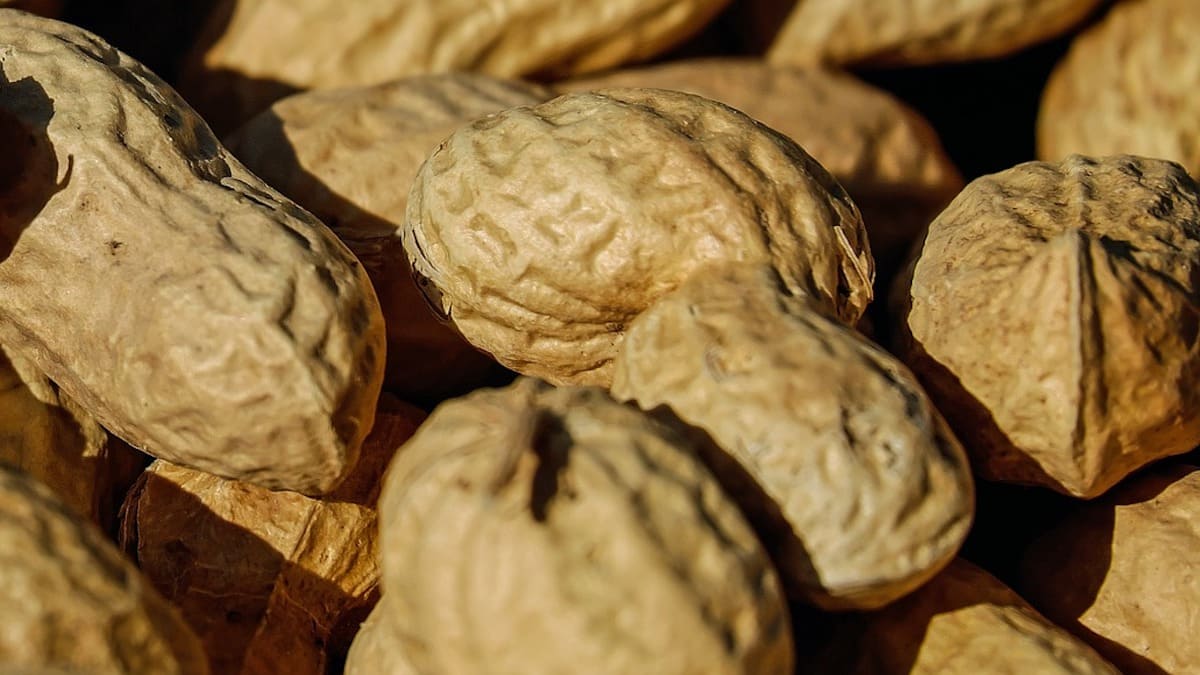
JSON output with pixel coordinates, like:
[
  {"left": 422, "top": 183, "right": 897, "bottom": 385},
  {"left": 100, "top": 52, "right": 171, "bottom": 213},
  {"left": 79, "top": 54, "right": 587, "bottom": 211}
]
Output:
[
  {"left": 404, "top": 88, "right": 873, "bottom": 386},
  {"left": 892, "top": 155, "right": 1200, "bottom": 498},
  {"left": 0, "top": 464, "right": 208, "bottom": 674},
  {"left": 0, "top": 13, "right": 386, "bottom": 494},
  {"left": 378, "top": 378, "right": 795, "bottom": 675},
  {"left": 611, "top": 263, "right": 973, "bottom": 609}
]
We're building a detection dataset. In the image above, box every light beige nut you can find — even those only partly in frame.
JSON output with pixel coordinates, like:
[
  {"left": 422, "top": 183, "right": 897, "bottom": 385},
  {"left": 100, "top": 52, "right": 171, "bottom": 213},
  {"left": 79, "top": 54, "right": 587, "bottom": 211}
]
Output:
[
  {"left": 755, "top": 0, "right": 1103, "bottom": 68},
  {"left": 612, "top": 264, "right": 973, "bottom": 609},
  {"left": 1038, "top": 0, "right": 1200, "bottom": 174},
  {"left": 892, "top": 154, "right": 1200, "bottom": 498},
  {"left": 1019, "top": 464, "right": 1200, "bottom": 675},
  {"left": 181, "top": 0, "right": 732, "bottom": 133},
  {"left": 558, "top": 59, "right": 962, "bottom": 273},
  {"left": 0, "top": 464, "right": 209, "bottom": 674},
  {"left": 343, "top": 600, "right": 416, "bottom": 675},
  {"left": 0, "top": 342, "right": 147, "bottom": 534},
  {"left": 378, "top": 378, "right": 795, "bottom": 675},
  {"left": 227, "top": 74, "right": 552, "bottom": 403},
  {"left": 831, "top": 559, "right": 1119, "bottom": 674},
  {"left": 404, "top": 88, "right": 873, "bottom": 386},
  {"left": 0, "top": 13, "right": 386, "bottom": 495}
]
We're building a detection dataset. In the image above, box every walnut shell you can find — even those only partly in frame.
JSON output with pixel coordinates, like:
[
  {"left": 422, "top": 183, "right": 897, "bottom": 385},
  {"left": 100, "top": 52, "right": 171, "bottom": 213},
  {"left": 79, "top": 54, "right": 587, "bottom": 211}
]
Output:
[
  {"left": 403, "top": 88, "right": 873, "bottom": 386},
  {"left": 1038, "top": 0, "right": 1200, "bottom": 175},
  {"left": 227, "top": 74, "right": 553, "bottom": 403},
  {"left": 892, "top": 155, "right": 1200, "bottom": 497},
  {"left": 1019, "top": 464, "right": 1200, "bottom": 675},
  {"left": 0, "top": 13, "right": 385, "bottom": 495},
  {"left": 612, "top": 264, "right": 973, "bottom": 609},
  {"left": 378, "top": 378, "right": 795, "bottom": 675},
  {"left": 0, "top": 464, "right": 208, "bottom": 674}
]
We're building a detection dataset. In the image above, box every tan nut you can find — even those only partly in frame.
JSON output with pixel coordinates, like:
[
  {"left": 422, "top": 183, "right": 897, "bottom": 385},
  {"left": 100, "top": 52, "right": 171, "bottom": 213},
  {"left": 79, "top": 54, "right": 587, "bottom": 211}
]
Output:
[{"left": 343, "top": 600, "right": 416, "bottom": 675}]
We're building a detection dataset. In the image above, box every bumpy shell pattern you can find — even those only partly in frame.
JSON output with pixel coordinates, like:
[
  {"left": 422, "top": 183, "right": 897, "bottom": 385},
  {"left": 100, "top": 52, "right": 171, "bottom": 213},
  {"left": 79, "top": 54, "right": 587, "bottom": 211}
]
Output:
[
  {"left": 227, "top": 74, "right": 552, "bottom": 402},
  {"left": 612, "top": 264, "right": 973, "bottom": 609},
  {"left": 404, "top": 88, "right": 873, "bottom": 386},
  {"left": 893, "top": 155, "right": 1200, "bottom": 497},
  {"left": 378, "top": 379, "right": 795, "bottom": 675},
  {"left": 0, "top": 464, "right": 209, "bottom": 674},
  {"left": 1038, "top": 0, "right": 1200, "bottom": 175},
  {"left": 1020, "top": 465, "right": 1200, "bottom": 675},
  {"left": 343, "top": 601, "right": 416, "bottom": 675},
  {"left": 759, "top": 0, "right": 1103, "bottom": 68},
  {"left": 0, "top": 13, "right": 386, "bottom": 494}
]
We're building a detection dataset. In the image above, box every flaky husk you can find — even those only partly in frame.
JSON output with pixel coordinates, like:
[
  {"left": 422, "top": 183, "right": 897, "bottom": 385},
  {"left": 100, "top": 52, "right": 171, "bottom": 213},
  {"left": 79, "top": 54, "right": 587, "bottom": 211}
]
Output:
[
  {"left": 227, "top": 74, "right": 552, "bottom": 403},
  {"left": 0, "top": 464, "right": 209, "bottom": 674},
  {"left": 892, "top": 155, "right": 1200, "bottom": 498},
  {"left": 404, "top": 88, "right": 873, "bottom": 386},
  {"left": 1038, "top": 0, "right": 1200, "bottom": 174},
  {"left": 753, "top": 0, "right": 1102, "bottom": 68},
  {"left": 1019, "top": 465, "right": 1200, "bottom": 675},
  {"left": 612, "top": 264, "right": 973, "bottom": 609},
  {"left": 181, "top": 0, "right": 732, "bottom": 133},
  {"left": 0, "top": 342, "right": 147, "bottom": 533},
  {"left": 378, "top": 378, "right": 795, "bottom": 675},
  {"left": 825, "top": 559, "right": 1119, "bottom": 674},
  {"left": 118, "top": 397, "right": 423, "bottom": 675},
  {"left": 343, "top": 601, "right": 417, "bottom": 675},
  {"left": 0, "top": 13, "right": 386, "bottom": 495}
]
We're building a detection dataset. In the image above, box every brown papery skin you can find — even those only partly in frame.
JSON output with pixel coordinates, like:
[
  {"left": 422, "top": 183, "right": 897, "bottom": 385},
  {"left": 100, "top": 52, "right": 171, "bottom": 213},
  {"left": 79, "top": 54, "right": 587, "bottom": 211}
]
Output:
[
  {"left": 227, "top": 74, "right": 552, "bottom": 403},
  {"left": 0, "top": 13, "right": 386, "bottom": 495},
  {"left": 611, "top": 264, "right": 973, "bottom": 609},
  {"left": 343, "top": 600, "right": 417, "bottom": 675},
  {"left": 1019, "top": 465, "right": 1200, "bottom": 675},
  {"left": 0, "top": 465, "right": 209, "bottom": 675},
  {"left": 835, "top": 559, "right": 1119, "bottom": 674},
  {"left": 1038, "top": 0, "right": 1200, "bottom": 174},
  {"left": 181, "top": 0, "right": 731, "bottom": 132},
  {"left": 893, "top": 155, "right": 1200, "bottom": 498},
  {"left": 756, "top": 0, "right": 1102, "bottom": 68},
  {"left": 404, "top": 88, "right": 873, "bottom": 386},
  {"left": 378, "top": 379, "right": 795, "bottom": 675}
]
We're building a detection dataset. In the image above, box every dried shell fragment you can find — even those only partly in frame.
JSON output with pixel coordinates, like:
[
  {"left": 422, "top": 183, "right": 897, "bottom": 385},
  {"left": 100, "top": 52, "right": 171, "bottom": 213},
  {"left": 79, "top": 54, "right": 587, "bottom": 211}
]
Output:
[
  {"left": 612, "top": 264, "right": 973, "bottom": 609},
  {"left": 404, "top": 88, "right": 872, "bottom": 386},
  {"left": 228, "top": 74, "right": 553, "bottom": 403},
  {"left": 0, "top": 13, "right": 386, "bottom": 494},
  {"left": 378, "top": 378, "right": 795, "bottom": 675},
  {"left": 893, "top": 154, "right": 1200, "bottom": 497},
  {"left": 0, "top": 464, "right": 208, "bottom": 674},
  {"left": 1019, "top": 465, "right": 1200, "bottom": 675}
]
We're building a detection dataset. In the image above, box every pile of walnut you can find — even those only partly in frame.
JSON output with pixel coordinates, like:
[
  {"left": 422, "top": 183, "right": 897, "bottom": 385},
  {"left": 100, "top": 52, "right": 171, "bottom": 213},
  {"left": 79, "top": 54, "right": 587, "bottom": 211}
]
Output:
[{"left": 1, "top": 2, "right": 1198, "bottom": 674}]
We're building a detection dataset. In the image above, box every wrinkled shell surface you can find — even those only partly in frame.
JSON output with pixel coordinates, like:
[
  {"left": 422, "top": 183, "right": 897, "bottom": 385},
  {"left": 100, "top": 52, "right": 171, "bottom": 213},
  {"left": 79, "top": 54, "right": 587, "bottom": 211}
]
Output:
[
  {"left": 182, "top": 0, "right": 731, "bottom": 132},
  {"left": 1038, "top": 0, "right": 1200, "bottom": 174},
  {"left": 612, "top": 264, "right": 973, "bottom": 609},
  {"left": 404, "top": 88, "right": 872, "bottom": 385},
  {"left": 0, "top": 13, "right": 386, "bottom": 494},
  {"left": 378, "top": 379, "right": 795, "bottom": 675},
  {"left": 759, "top": 0, "right": 1102, "bottom": 68},
  {"left": 228, "top": 74, "right": 552, "bottom": 402},
  {"left": 1019, "top": 465, "right": 1200, "bottom": 675},
  {"left": 119, "top": 460, "right": 382, "bottom": 675},
  {"left": 893, "top": 155, "right": 1200, "bottom": 497},
  {"left": 0, "top": 464, "right": 208, "bottom": 674},
  {"left": 343, "top": 601, "right": 416, "bottom": 675},
  {"left": 843, "top": 559, "right": 1119, "bottom": 674}
]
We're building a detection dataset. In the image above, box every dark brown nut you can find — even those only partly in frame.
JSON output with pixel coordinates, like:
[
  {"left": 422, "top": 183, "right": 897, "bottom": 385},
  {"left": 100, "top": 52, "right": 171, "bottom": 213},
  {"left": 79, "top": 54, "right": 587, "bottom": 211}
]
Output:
[
  {"left": 1019, "top": 464, "right": 1200, "bottom": 675},
  {"left": 892, "top": 155, "right": 1200, "bottom": 498},
  {"left": 0, "top": 464, "right": 209, "bottom": 674},
  {"left": 612, "top": 264, "right": 973, "bottom": 609},
  {"left": 404, "top": 88, "right": 873, "bottom": 386},
  {"left": 378, "top": 378, "right": 795, "bottom": 674},
  {"left": 227, "top": 74, "right": 553, "bottom": 403},
  {"left": 0, "top": 12, "right": 386, "bottom": 495},
  {"left": 0, "top": 1, "right": 60, "bottom": 16}
]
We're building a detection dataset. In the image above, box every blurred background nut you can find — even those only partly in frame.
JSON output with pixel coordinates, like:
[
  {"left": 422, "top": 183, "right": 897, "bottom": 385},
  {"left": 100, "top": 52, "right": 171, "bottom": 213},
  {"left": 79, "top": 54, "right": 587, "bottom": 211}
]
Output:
[
  {"left": 0, "top": 0, "right": 61, "bottom": 16},
  {"left": 893, "top": 155, "right": 1200, "bottom": 498},
  {"left": 403, "top": 88, "right": 873, "bottom": 386},
  {"left": 343, "top": 600, "right": 416, "bottom": 675},
  {"left": 378, "top": 379, "right": 795, "bottom": 675},
  {"left": 0, "top": 464, "right": 209, "bottom": 675},
  {"left": 227, "top": 73, "right": 554, "bottom": 405}
]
